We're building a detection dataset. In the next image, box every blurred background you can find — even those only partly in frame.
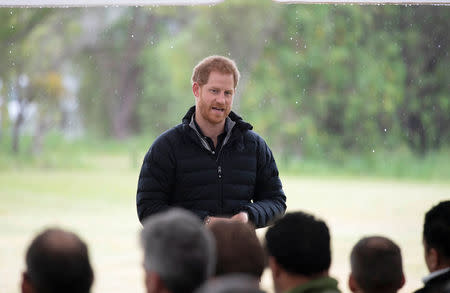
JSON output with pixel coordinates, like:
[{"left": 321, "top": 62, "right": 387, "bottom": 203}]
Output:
[{"left": 0, "top": 1, "right": 449, "bottom": 293}]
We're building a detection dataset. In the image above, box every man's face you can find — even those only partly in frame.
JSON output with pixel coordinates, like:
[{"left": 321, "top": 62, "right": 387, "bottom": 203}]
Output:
[{"left": 193, "top": 71, "right": 235, "bottom": 126}]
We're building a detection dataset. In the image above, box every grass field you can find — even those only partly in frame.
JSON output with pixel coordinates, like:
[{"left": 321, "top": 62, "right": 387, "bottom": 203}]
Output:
[{"left": 1, "top": 164, "right": 449, "bottom": 293}]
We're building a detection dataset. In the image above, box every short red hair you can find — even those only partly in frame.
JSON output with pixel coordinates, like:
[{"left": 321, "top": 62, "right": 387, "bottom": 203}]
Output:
[{"left": 191, "top": 55, "right": 240, "bottom": 88}]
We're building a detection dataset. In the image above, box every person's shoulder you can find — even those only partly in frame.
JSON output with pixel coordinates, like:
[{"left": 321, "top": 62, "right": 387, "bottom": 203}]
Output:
[
  {"left": 153, "top": 124, "right": 184, "bottom": 143},
  {"left": 145, "top": 124, "right": 186, "bottom": 154},
  {"left": 242, "top": 129, "right": 269, "bottom": 148},
  {"left": 242, "top": 129, "right": 263, "bottom": 141}
]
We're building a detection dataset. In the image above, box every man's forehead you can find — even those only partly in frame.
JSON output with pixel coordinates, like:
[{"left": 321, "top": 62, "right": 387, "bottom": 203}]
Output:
[{"left": 205, "top": 71, "right": 235, "bottom": 87}]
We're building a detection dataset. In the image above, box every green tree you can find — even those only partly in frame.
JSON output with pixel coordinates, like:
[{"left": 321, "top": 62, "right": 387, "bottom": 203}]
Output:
[
  {"left": 395, "top": 7, "right": 449, "bottom": 154},
  {"left": 0, "top": 8, "right": 54, "bottom": 145}
]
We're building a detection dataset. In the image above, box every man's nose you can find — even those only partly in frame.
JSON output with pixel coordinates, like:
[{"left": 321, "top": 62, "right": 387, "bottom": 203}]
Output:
[{"left": 216, "top": 92, "right": 226, "bottom": 104}]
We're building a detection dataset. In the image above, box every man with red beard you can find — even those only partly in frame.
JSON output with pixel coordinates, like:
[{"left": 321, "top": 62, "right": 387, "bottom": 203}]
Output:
[{"left": 137, "top": 55, "right": 286, "bottom": 228}]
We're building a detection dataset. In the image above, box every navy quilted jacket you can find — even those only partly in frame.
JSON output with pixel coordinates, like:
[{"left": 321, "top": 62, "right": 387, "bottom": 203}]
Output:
[{"left": 136, "top": 106, "right": 286, "bottom": 228}]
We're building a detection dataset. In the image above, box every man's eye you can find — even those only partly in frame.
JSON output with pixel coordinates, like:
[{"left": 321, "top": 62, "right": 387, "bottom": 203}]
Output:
[
  {"left": 210, "top": 89, "right": 218, "bottom": 93},
  {"left": 225, "top": 92, "right": 232, "bottom": 96}
]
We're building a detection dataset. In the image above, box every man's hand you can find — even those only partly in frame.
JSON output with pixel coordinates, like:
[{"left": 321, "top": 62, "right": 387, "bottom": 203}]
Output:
[
  {"left": 230, "top": 211, "right": 248, "bottom": 223},
  {"left": 204, "top": 212, "right": 249, "bottom": 226},
  {"left": 204, "top": 216, "right": 228, "bottom": 226}
]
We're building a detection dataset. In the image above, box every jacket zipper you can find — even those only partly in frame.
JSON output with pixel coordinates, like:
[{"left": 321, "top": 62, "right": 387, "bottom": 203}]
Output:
[
  {"left": 217, "top": 165, "right": 223, "bottom": 212},
  {"left": 189, "top": 116, "right": 237, "bottom": 214}
]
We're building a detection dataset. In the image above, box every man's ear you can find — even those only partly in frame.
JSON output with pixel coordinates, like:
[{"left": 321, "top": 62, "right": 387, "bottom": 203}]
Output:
[
  {"left": 268, "top": 256, "right": 281, "bottom": 279},
  {"left": 348, "top": 273, "right": 359, "bottom": 293},
  {"left": 399, "top": 273, "right": 406, "bottom": 290},
  {"left": 192, "top": 82, "right": 200, "bottom": 98},
  {"left": 145, "top": 271, "right": 167, "bottom": 293},
  {"left": 21, "top": 272, "right": 34, "bottom": 293},
  {"left": 426, "top": 247, "right": 439, "bottom": 272}
]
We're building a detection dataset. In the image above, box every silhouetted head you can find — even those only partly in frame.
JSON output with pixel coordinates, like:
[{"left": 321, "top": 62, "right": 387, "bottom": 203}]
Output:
[
  {"left": 349, "top": 236, "right": 404, "bottom": 293},
  {"left": 423, "top": 201, "right": 450, "bottom": 272},
  {"left": 209, "top": 221, "right": 265, "bottom": 279},
  {"left": 22, "top": 228, "right": 94, "bottom": 293},
  {"left": 141, "top": 208, "right": 216, "bottom": 293}
]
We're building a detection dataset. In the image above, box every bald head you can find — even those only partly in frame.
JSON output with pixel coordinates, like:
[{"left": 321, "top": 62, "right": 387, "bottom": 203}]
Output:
[
  {"left": 24, "top": 228, "right": 94, "bottom": 293},
  {"left": 350, "top": 236, "right": 404, "bottom": 293}
]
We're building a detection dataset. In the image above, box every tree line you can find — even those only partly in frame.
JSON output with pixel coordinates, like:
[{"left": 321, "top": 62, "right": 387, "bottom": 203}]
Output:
[{"left": 0, "top": 1, "right": 448, "bottom": 159}]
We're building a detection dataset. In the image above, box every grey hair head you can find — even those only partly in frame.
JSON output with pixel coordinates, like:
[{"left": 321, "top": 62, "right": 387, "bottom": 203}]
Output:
[{"left": 141, "top": 208, "right": 216, "bottom": 293}]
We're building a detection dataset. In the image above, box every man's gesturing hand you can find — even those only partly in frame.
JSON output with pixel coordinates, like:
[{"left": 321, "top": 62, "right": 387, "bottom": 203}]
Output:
[
  {"left": 230, "top": 211, "right": 248, "bottom": 223},
  {"left": 204, "top": 212, "right": 249, "bottom": 226}
]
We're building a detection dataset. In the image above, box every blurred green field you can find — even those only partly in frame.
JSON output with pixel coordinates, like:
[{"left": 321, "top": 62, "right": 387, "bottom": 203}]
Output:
[
  {"left": 2, "top": 133, "right": 450, "bottom": 181},
  {"left": 1, "top": 164, "right": 449, "bottom": 293}
]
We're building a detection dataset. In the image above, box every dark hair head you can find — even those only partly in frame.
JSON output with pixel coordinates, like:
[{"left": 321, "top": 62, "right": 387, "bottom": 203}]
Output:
[
  {"left": 209, "top": 221, "right": 265, "bottom": 278},
  {"left": 25, "top": 228, "right": 94, "bottom": 293},
  {"left": 350, "top": 236, "right": 403, "bottom": 293},
  {"left": 424, "top": 201, "right": 450, "bottom": 260},
  {"left": 265, "top": 211, "right": 331, "bottom": 276},
  {"left": 191, "top": 55, "right": 240, "bottom": 88}
]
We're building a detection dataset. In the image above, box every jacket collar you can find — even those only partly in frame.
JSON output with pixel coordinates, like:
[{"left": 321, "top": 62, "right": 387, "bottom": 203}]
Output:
[
  {"left": 182, "top": 105, "right": 253, "bottom": 131},
  {"left": 285, "top": 276, "right": 340, "bottom": 293},
  {"left": 423, "top": 267, "right": 450, "bottom": 284}
]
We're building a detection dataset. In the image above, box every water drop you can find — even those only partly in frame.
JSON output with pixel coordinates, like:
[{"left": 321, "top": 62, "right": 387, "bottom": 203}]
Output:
[
  {"left": 372, "top": 149, "right": 375, "bottom": 153},
  {"left": 384, "top": 128, "right": 387, "bottom": 132}
]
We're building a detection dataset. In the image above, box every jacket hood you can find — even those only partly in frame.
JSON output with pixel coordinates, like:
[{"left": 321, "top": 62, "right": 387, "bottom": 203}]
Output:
[{"left": 182, "top": 105, "right": 253, "bottom": 131}]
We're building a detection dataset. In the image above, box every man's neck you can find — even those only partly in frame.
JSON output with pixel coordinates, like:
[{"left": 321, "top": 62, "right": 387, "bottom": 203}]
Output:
[
  {"left": 194, "top": 113, "right": 225, "bottom": 146},
  {"left": 278, "top": 271, "right": 329, "bottom": 293}
]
